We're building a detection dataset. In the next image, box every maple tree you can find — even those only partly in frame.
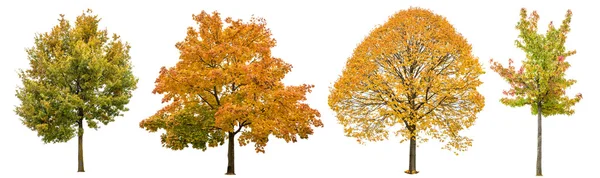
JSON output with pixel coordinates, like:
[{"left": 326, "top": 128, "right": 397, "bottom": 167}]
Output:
[
  {"left": 328, "top": 7, "right": 485, "bottom": 174},
  {"left": 15, "top": 9, "right": 138, "bottom": 172},
  {"left": 139, "top": 11, "right": 323, "bottom": 175},
  {"left": 490, "top": 8, "right": 581, "bottom": 176}
]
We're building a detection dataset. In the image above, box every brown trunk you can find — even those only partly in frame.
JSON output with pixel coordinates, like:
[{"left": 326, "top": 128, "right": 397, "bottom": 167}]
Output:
[
  {"left": 536, "top": 102, "right": 542, "bottom": 176},
  {"left": 408, "top": 136, "right": 417, "bottom": 174},
  {"left": 225, "top": 132, "right": 235, "bottom": 175},
  {"left": 77, "top": 118, "right": 85, "bottom": 172},
  {"left": 406, "top": 125, "right": 418, "bottom": 174}
]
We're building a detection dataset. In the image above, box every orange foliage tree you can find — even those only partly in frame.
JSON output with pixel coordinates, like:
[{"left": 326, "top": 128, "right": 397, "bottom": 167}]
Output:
[
  {"left": 328, "top": 7, "right": 485, "bottom": 174},
  {"left": 139, "top": 11, "right": 323, "bottom": 175}
]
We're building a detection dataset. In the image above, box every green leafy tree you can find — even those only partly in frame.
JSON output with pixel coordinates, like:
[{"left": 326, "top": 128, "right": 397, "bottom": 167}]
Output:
[
  {"left": 490, "top": 8, "right": 582, "bottom": 176},
  {"left": 15, "top": 9, "right": 138, "bottom": 172}
]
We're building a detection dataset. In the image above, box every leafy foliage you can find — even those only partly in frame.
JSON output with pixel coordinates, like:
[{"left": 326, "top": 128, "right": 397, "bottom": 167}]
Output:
[
  {"left": 328, "top": 7, "right": 485, "bottom": 154},
  {"left": 490, "top": 8, "right": 582, "bottom": 116},
  {"left": 139, "top": 11, "right": 323, "bottom": 153},
  {"left": 15, "top": 9, "right": 138, "bottom": 143}
]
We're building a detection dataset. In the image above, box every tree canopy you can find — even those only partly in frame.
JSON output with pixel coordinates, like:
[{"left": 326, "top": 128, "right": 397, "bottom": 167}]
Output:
[
  {"left": 139, "top": 10, "right": 323, "bottom": 153},
  {"left": 16, "top": 9, "right": 137, "bottom": 144},
  {"left": 490, "top": 8, "right": 582, "bottom": 116}
]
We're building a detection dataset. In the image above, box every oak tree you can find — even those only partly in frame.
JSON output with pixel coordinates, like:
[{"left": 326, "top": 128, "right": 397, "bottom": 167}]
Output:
[
  {"left": 490, "top": 8, "right": 581, "bottom": 176},
  {"left": 139, "top": 11, "right": 323, "bottom": 175},
  {"left": 328, "top": 7, "right": 485, "bottom": 174},
  {"left": 15, "top": 9, "right": 138, "bottom": 172}
]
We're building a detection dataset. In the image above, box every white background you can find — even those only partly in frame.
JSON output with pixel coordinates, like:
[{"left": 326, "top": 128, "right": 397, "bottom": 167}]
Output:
[{"left": 0, "top": 0, "right": 597, "bottom": 178}]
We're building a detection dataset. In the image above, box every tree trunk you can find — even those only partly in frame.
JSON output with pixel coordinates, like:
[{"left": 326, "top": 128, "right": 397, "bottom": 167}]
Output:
[
  {"left": 225, "top": 132, "right": 236, "bottom": 175},
  {"left": 406, "top": 125, "right": 418, "bottom": 174},
  {"left": 407, "top": 136, "right": 418, "bottom": 174},
  {"left": 77, "top": 118, "right": 85, "bottom": 172},
  {"left": 536, "top": 102, "right": 542, "bottom": 176}
]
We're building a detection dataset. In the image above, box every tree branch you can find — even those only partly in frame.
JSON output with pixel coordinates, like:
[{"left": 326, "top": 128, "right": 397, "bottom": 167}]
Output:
[{"left": 212, "top": 86, "right": 221, "bottom": 106}]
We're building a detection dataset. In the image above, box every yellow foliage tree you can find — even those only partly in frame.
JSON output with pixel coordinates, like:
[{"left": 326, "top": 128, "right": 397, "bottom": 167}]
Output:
[{"left": 328, "top": 7, "right": 485, "bottom": 174}]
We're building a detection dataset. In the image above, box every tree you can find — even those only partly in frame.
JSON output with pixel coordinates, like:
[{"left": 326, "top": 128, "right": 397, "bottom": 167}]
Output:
[
  {"left": 328, "top": 7, "right": 485, "bottom": 174},
  {"left": 490, "top": 8, "right": 581, "bottom": 176},
  {"left": 15, "top": 9, "right": 138, "bottom": 172},
  {"left": 139, "top": 11, "right": 323, "bottom": 175}
]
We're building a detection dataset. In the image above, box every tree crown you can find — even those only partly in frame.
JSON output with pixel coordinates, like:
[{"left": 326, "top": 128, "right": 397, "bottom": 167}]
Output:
[{"left": 490, "top": 8, "right": 582, "bottom": 117}]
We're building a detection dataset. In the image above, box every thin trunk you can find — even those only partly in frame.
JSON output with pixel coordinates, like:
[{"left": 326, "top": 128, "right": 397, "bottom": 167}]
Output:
[
  {"left": 408, "top": 136, "right": 417, "bottom": 174},
  {"left": 77, "top": 118, "right": 84, "bottom": 172},
  {"left": 75, "top": 83, "right": 84, "bottom": 172},
  {"left": 225, "top": 132, "right": 236, "bottom": 175},
  {"left": 536, "top": 102, "right": 542, "bottom": 176},
  {"left": 406, "top": 126, "right": 418, "bottom": 174}
]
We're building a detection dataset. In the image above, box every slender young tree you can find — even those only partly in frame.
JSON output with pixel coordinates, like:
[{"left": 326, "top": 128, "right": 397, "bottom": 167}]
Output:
[
  {"left": 490, "top": 8, "right": 582, "bottom": 176},
  {"left": 15, "top": 9, "right": 138, "bottom": 172},
  {"left": 328, "top": 7, "right": 485, "bottom": 174},
  {"left": 139, "top": 11, "right": 323, "bottom": 175}
]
